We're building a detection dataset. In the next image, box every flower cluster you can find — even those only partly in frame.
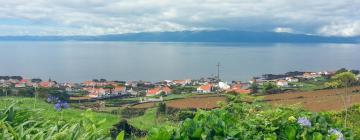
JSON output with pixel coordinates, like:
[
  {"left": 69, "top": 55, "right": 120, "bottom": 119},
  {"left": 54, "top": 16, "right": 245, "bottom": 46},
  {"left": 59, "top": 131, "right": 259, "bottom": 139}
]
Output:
[
  {"left": 297, "top": 117, "right": 311, "bottom": 127},
  {"left": 54, "top": 100, "right": 69, "bottom": 111},
  {"left": 47, "top": 96, "right": 59, "bottom": 103},
  {"left": 328, "top": 128, "right": 344, "bottom": 140}
]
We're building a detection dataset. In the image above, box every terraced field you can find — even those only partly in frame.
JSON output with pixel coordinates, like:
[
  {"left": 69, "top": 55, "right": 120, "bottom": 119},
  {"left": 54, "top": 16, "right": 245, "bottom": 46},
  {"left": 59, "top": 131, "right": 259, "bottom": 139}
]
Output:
[
  {"left": 131, "top": 94, "right": 226, "bottom": 109},
  {"left": 264, "top": 86, "right": 360, "bottom": 111}
]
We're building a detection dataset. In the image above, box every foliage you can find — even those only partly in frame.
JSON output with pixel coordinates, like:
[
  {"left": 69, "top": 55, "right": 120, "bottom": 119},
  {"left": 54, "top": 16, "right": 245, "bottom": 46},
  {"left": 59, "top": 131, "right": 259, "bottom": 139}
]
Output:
[
  {"left": 171, "top": 86, "right": 196, "bottom": 94},
  {"left": 110, "top": 119, "right": 147, "bottom": 139},
  {"left": 0, "top": 97, "right": 119, "bottom": 131},
  {"left": 148, "top": 95, "right": 352, "bottom": 140},
  {"left": 262, "top": 82, "right": 281, "bottom": 94},
  {"left": 336, "top": 68, "right": 348, "bottom": 74},
  {"left": 37, "top": 88, "right": 70, "bottom": 101},
  {"left": 121, "top": 107, "right": 147, "bottom": 118},
  {"left": 0, "top": 103, "right": 115, "bottom": 140},
  {"left": 332, "top": 104, "right": 360, "bottom": 139},
  {"left": 157, "top": 102, "right": 167, "bottom": 115},
  {"left": 249, "top": 82, "right": 259, "bottom": 94},
  {"left": 325, "top": 72, "right": 356, "bottom": 88}
]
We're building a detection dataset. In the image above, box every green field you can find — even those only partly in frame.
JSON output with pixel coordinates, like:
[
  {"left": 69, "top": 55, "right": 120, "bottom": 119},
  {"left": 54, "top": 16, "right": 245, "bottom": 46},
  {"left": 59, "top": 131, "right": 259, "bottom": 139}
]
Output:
[
  {"left": 0, "top": 97, "right": 119, "bottom": 131},
  {"left": 128, "top": 108, "right": 176, "bottom": 130}
]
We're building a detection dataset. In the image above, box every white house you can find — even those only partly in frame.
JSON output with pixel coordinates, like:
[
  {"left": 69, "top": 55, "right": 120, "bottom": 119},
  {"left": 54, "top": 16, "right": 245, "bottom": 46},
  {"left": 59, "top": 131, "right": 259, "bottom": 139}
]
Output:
[
  {"left": 276, "top": 80, "right": 289, "bottom": 87},
  {"left": 218, "top": 82, "right": 230, "bottom": 90},
  {"left": 356, "top": 74, "right": 360, "bottom": 80},
  {"left": 285, "top": 77, "right": 299, "bottom": 83},
  {"left": 197, "top": 84, "right": 212, "bottom": 93}
]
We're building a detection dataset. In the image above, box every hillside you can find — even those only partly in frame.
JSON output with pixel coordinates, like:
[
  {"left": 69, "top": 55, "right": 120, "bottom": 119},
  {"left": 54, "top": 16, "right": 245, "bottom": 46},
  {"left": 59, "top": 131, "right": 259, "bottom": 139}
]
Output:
[{"left": 0, "top": 30, "right": 359, "bottom": 43}]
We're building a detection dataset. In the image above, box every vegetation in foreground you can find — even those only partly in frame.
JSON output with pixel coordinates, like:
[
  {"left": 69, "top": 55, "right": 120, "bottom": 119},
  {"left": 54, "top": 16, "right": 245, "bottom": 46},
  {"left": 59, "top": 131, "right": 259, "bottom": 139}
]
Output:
[
  {"left": 148, "top": 95, "right": 356, "bottom": 140},
  {"left": 0, "top": 97, "right": 120, "bottom": 139}
]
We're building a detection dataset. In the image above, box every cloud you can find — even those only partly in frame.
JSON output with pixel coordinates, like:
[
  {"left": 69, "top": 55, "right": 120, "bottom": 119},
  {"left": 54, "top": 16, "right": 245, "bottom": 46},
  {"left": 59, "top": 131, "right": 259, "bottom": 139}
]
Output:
[
  {"left": 318, "top": 21, "right": 360, "bottom": 37},
  {"left": 0, "top": 0, "right": 358, "bottom": 36},
  {"left": 273, "top": 27, "right": 294, "bottom": 33}
]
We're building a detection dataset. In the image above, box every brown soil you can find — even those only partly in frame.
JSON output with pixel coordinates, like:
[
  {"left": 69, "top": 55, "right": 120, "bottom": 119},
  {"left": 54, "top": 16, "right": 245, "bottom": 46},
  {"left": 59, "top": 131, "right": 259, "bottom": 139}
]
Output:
[
  {"left": 166, "top": 96, "right": 226, "bottom": 109},
  {"left": 264, "top": 86, "right": 360, "bottom": 112}
]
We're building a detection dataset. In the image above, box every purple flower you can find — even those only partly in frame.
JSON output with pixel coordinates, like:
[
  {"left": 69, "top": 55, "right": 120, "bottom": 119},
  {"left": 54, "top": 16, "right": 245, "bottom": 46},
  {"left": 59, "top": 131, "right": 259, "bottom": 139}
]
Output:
[
  {"left": 328, "top": 128, "right": 344, "bottom": 140},
  {"left": 297, "top": 117, "right": 311, "bottom": 127},
  {"left": 54, "top": 100, "right": 69, "bottom": 111},
  {"left": 54, "top": 102, "right": 62, "bottom": 111},
  {"left": 47, "top": 96, "right": 59, "bottom": 103}
]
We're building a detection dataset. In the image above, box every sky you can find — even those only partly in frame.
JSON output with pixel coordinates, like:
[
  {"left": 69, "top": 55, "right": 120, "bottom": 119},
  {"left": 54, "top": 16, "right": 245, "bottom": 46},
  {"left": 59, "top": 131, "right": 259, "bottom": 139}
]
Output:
[{"left": 0, "top": 0, "right": 359, "bottom": 36}]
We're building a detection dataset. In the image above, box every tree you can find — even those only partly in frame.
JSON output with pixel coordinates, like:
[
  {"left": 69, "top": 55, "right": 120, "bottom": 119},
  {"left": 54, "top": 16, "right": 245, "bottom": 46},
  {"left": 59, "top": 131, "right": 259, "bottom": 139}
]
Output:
[
  {"left": 262, "top": 82, "right": 281, "bottom": 94},
  {"left": 249, "top": 83, "right": 259, "bottom": 94},
  {"left": 157, "top": 102, "right": 167, "bottom": 115},
  {"left": 331, "top": 72, "right": 356, "bottom": 128},
  {"left": 332, "top": 72, "right": 356, "bottom": 87},
  {"left": 335, "top": 68, "right": 348, "bottom": 74},
  {"left": 350, "top": 69, "right": 360, "bottom": 75}
]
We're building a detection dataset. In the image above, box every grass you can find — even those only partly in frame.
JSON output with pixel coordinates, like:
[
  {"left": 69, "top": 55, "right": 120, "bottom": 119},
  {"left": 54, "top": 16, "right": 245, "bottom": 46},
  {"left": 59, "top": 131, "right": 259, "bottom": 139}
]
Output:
[
  {"left": 286, "top": 80, "right": 327, "bottom": 91},
  {"left": 0, "top": 97, "right": 120, "bottom": 131},
  {"left": 127, "top": 108, "right": 176, "bottom": 130}
]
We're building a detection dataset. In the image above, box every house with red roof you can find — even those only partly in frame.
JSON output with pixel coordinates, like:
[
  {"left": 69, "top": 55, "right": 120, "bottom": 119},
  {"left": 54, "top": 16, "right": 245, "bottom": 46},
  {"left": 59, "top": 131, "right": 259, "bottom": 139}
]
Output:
[
  {"left": 39, "top": 81, "right": 56, "bottom": 88},
  {"left": 197, "top": 84, "right": 212, "bottom": 93},
  {"left": 114, "top": 86, "right": 126, "bottom": 94},
  {"left": 84, "top": 87, "right": 107, "bottom": 98},
  {"left": 227, "top": 84, "right": 250, "bottom": 94},
  {"left": 146, "top": 86, "right": 172, "bottom": 96},
  {"left": 82, "top": 81, "right": 97, "bottom": 87}
]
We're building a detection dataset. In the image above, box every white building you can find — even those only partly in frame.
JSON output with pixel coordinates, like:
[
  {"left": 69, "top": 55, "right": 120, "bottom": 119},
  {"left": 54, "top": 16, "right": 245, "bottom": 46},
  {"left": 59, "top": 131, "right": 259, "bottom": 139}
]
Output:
[
  {"left": 218, "top": 82, "right": 230, "bottom": 90},
  {"left": 276, "top": 80, "right": 289, "bottom": 87},
  {"left": 286, "top": 77, "right": 299, "bottom": 83}
]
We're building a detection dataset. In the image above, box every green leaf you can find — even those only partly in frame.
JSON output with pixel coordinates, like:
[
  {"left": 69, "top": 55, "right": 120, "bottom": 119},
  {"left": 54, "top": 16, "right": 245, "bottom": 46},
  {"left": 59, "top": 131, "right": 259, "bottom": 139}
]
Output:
[
  {"left": 285, "top": 125, "right": 297, "bottom": 140},
  {"left": 312, "top": 132, "right": 322, "bottom": 140},
  {"left": 116, "top": 131, "right": 125, "bottom": 140}
]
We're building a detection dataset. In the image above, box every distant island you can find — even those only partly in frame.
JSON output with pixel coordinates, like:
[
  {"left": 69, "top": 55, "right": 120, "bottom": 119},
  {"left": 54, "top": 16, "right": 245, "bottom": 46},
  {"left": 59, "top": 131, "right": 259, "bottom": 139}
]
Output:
[{"left": 0, "top": 30, "right": 359, "bottom": 43}]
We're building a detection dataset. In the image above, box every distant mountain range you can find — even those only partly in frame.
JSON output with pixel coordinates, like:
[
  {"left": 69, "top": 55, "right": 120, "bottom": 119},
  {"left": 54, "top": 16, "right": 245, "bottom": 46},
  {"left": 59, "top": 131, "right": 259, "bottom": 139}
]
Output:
[{"left": 0, "top": 30, "right": 359, "bottom": 43}]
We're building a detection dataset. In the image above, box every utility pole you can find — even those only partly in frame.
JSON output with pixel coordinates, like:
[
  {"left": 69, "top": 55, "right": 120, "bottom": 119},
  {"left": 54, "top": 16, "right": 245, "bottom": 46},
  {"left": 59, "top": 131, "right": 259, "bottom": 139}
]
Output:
[{"left": 217, "top": 62, "right": 220, "bottom": 81}]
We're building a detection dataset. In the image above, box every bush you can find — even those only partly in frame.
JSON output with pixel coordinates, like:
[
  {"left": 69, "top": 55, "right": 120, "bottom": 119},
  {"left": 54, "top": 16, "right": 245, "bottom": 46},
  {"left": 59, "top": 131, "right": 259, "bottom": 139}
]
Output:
[
  {"left": 110, "top": 119, "right": 147, "bottom": 138},
  {"left": 0, "top": 104, "right": 112, "bottom": 139},
  {"left": 157, "top": 102, "right": 167, "bottom": 115},
  {"left": 121, "top": 107, "right": 147, "bottom": 118},
  {"left": 148, "top": 101, "right": 352, "bottom": 140}
]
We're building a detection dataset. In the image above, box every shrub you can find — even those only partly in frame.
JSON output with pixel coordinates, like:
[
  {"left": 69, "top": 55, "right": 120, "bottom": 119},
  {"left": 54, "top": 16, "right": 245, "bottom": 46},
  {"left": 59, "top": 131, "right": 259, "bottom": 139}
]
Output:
[
  {"left": 148, "top": 101, "right": 352, "bottom": 140},
  {"left": 0, "top": 104, "right": 113, "bottom": 140},
  {"left": 121, "top": 107, "right": 147, "bottom": 118}
]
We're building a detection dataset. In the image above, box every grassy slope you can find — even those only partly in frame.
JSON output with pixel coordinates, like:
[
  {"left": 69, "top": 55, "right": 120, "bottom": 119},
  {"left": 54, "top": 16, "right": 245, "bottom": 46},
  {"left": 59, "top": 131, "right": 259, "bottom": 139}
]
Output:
[
  {"left": 128, "top": 108, "right": 176, "bottom": 130},
  {"left": 0, "top": 97, "right": 119, "bottom": 131}
]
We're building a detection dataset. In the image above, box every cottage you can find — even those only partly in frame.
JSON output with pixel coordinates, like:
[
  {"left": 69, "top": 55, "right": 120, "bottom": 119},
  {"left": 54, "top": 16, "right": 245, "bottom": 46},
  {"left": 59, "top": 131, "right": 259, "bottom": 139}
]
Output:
[
  {"left": 146, "top": 86, "right": 172, "bottom": 96},
  {"left": 114, "top": 86, "right": 126, "bottom": 94},
  {"left": 197, "top": 84, "right": 212, "bottom": 93},
  {"left": 227, "top": 84, "right": 250, "bottom": 94},
  {"left": 356, "top": 74, "right": 360, "bottom": 80},
  {"left": 82, "top": 81, "right": 97, "bottom": 87},
  {"left": 84, "top": 88, "right": 107, "bottom": 98},
  {"left": 276, "top": 80, "right": 288, "bottom": 87},
  {"left": 39, "top": 81, "right": 56, "bottom": 88},
  {"left": 218, "top": 82, "right": 230, "bottom": 90},
  {"left": 172, "top": 79, "right": 191, "bottom": 86},
  {"left": 127, "top": 88, "right": 138, "bottom": 96},
  {"left": 285, "top": 77, "right": 299, "bottom": 82},
  {"left": 15, "top": 83, "right": 26, "bottom": 88}
]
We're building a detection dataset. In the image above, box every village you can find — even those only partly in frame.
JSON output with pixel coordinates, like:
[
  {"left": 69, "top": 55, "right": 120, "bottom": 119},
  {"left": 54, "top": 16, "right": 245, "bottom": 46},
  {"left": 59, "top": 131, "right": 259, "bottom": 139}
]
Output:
[{"left": 1, "top": 68, "right": 359, "bottom": 103}]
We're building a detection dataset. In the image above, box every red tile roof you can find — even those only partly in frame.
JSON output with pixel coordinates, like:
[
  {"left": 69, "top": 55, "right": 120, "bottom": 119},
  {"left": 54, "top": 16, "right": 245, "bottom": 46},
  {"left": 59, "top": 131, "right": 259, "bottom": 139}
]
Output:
[{"left": 198, "top": 84, "right": 212, "bottom": 91}]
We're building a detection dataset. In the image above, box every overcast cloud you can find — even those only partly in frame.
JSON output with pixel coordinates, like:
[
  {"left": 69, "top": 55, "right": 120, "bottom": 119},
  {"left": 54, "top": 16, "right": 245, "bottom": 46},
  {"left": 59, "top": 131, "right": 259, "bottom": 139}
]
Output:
[{"left": 0, "top": 0, "right": 359, "bottom": 36}]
